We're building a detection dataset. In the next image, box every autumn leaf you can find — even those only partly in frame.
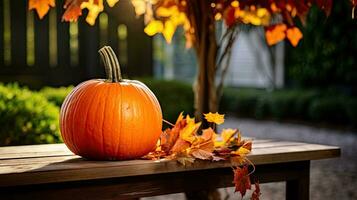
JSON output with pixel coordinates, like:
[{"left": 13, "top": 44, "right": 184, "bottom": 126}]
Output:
[
  {"left": 251, "top": 181, "right": 261, "bottom": 200},
  {"left": 62, "top": 0, "right": 86, "bottom": 22},
  {"left": 106, "top": 0, "right": 119, "bottom": 7},
  {"left": 28, "top": 0, "right": 55, "bottom": 19},
  {"left": 286, "top": 27, "right": 303, "bottom": 47},
  {"left": 233, "top": 166, "right": 251, "bottom": 197},
  {"left": 176, "top": 155, "right": 195, "bottom": 166},
  {"left": 190, "top": 149, "right": 213, "bottom": 160},
  {"left": 144, "top": 20, "right": 164, "bottom": 36},
  {"left": 170, "top": 138, "right": 190, "bottom": 153},
  {"left": 81, "top": 0, "right": 104, "bottom": 25},
  {"left": 265, "top": 24, "right": 287, "bottom": 46},
  {"left": 204, "top": 112, "right": 225, "bottom": 125},
  {"left": 179, "top": 115, "right": 201, "bottom": 144},
  {"left": 162, "top": 20, "right": 176, "bottom": 43}
]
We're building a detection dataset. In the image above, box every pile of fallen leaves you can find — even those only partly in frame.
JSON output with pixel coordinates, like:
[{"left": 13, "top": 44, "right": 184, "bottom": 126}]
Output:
[{"left": 144, "top": 112, "right": 260, "bottom": 199}]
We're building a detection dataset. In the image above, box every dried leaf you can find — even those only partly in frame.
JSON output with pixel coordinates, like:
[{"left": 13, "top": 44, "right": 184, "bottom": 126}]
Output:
[
  {"left": 171, "top": 138, "right": 190, "bottom": 153},
  {"left": 28, "top": 0, "right": 55, "bottom": 19},
  {"left": 204, "top": 112, "right": 225, "bottom": 125},
  {"left": 176, "top": 155, "right": 195, "bottom": 166},
  {"left": 179, "top": 115, "right": 200, "bottom": 144},
  {"left": 190, "top": 149, "right": 213, "bottom": 160},
  {"left": 233, "top": 166, "right": 251, "bottom": 197},
  {"left": 251, "top": 181, "right": 261, "bottom": 200}
]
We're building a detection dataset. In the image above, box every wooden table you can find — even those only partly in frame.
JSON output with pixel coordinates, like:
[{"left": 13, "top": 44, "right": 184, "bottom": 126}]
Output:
[{"left": 0, "top": 139, "right": 340, "bottom": 200}]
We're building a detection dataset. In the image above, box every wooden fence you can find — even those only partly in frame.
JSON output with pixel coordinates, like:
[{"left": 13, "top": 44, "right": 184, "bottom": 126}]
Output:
[{"left": 0, "top": 0, "right": 152, "bottom": 88}]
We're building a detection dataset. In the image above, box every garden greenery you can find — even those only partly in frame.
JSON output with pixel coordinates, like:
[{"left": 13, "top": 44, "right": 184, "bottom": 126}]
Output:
[{"left": 0, "top": 80, "right": 356, "bottom": 146}]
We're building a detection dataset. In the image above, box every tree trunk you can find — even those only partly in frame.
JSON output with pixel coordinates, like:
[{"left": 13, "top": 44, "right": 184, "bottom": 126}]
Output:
[{"left": 187, "top": 0, "right": 218, "bottom": 125}]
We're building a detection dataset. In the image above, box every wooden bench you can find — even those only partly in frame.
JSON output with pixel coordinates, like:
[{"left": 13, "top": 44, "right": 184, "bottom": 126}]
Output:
[{"left": 0, "top": 139, "right": 340, "bottom": 200}]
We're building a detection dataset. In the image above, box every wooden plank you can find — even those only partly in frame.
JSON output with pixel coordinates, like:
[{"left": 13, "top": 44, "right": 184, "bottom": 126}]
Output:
[
  {"left": 0, "top": 161, "right": 309, "bottom": 200},
  {"left": 0, "top": 142, "right": 340, "bottom": 187},
  {"left": 0, "top": 140, "right": 306, "bottom": 160}
]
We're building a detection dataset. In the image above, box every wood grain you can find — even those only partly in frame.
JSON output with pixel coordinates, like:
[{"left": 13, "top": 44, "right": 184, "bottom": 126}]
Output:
[{"left": 0, "top": 139, "right": 340, "bottom": 187}]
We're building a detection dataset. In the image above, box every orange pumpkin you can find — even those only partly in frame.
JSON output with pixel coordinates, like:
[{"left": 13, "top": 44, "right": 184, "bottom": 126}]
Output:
[{"left": 60, "top": 46, "right": 162, "bottom": 160}]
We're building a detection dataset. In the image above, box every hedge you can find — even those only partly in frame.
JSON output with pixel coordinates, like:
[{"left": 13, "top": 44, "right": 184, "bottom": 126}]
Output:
[
  {"left": 0, "top": 83, "right": 62, "bottom": 146},
  {"left": 220, "top": 87, "right": 357, "bottom": 126},
  {"left": 1, "top": 80, "right": 356, "bottom": 145}
]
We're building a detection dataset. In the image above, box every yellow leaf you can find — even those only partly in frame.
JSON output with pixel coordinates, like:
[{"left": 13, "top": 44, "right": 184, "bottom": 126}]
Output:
[
  {"left": 81, "top": 0, "right": 104, "bottom": 25},
  {"left": 232, "top": 147, "right": 251, "bottom": 157},
  {"left": 179, "top": 115, "right": 200, "bottom": 143},
  {"left": 156, "top": 6, "right": 178, "bottom": 17},
  {"left": 28, "top": 0, "right": 55, "bottom": 19},
  {"left": 144, "top": 20, "right": 164, "bottom": 36},
  {"left": 106, "top": 0, "right": 119, "bottom": 7},
  {"left": 222, "top": 128, "right": 237, "bottom": 143},
  {"left": 204, "top": 112, "right": 225, "bottom": 125},
  {"left": 131, "top": 0, "right": 146, "bottom": 16},
  {"left": 162, "top": 20, "right": 176, "bottom": 43}
]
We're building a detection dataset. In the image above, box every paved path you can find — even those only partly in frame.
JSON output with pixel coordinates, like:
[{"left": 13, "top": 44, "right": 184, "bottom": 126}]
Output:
[{"left": 144, "top": 118, "right": 357, "bottom": 200}]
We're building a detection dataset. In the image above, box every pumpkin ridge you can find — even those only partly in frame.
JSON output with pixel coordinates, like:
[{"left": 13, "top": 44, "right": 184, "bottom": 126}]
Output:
[
  {"left": 80, "top": 82, "right": 103, "bottom": 158},
  {"left": 64, "top": 80, "right": 96, "bottom": 155}
]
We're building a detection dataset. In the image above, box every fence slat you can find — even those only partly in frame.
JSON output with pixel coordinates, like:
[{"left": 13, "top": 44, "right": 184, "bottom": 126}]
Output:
[
  {"left": 0, "top": 0, "right": 4, "bottom": 67},
  {"left": 34, "top": 14, "right": 49, "bottom": 69},
  {"left": 56, "top": 0, "right": 70, "bottom": 69},
  {"left": 78, "top": 14, "right": 101, "bottom": 79},
  {"left": 10, "top": 0, "right": 27, "bottom": 68}
]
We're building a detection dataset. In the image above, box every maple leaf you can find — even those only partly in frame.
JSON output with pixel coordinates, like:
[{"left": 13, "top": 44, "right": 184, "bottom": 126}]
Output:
[
  {"left": 144, "top": 20, "right": 164, "bottom": 36},
  {"left": 106, "top": 0, "right": 119, "bottom": 7},
  {"left": 189, "top": 128, "right": 216, "bottom": 160},
  {"left": 251, "top": 181, "right": 261, "bottom": 200},
  {"left": 233, "top": 166, "right": 251, "bottom": 197},
  {"left": 176, "top": 155, "right": 195, "bottom": 166},
  {"left": 265, "top": 24, "right": 287, "bottom": 46},
  {"left": 179, "top": 115, "right": 201, "bottom": 144},
  {"left": 215, "top": 128, "right": 237, "bottom": 147},
  {"left": 204, "top": 112, "right": 225, "bottom": 125},
  {"left": 190, "top": 149, "right": 213, "bottom": 160},
  {"left": 62, "top": 0, "right": 86, "bottom": 22},
  {"left": 28, "top": 0, "right": 55, "bottom": 19},
  {"left": 170, "top": 138, "right": 190, "bottom": 153},
  {"left": 286, "top": 27, "right": 303, "bottom": 47}
]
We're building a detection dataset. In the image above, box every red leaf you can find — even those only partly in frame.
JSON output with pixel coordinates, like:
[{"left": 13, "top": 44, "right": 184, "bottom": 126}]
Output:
[
  {"left": 251, "top": 181, "right": 261, "bottom": 200},
  {"left": 233, "top": 166, "right": 251, "bottom": 197},
  {"left": 62, "top": 0, "right": 87, "bottom": 22}
]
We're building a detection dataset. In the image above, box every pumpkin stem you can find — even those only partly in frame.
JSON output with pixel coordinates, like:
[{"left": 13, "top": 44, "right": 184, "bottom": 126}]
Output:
[{"left": 98, "top": 46, "right": 123, "bottom": 82}]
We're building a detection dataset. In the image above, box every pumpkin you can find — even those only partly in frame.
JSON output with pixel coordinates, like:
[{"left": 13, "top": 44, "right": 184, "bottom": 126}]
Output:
[{"left": 60, "top": 46, "right": 162, "bottom": 160}]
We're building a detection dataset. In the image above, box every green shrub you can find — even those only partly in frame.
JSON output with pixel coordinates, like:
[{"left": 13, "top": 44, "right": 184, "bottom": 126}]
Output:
[
  {"left": 140, "top": 78, "right": 194, "bottom": 123},
  {"left": 0, "top": 83, "right": 62, "bottom": 146},
  {"left": 40, "top": 86, "right": 74, "bottom": 107},
  {"left": 308, "top": 97, "right": 349, "bottom": 124},
  {"left": 220, "top": 87, "right": 357, "bottom": 126}
]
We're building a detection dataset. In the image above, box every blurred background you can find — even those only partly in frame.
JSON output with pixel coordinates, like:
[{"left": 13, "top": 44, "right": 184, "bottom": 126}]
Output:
[{"left": 0, "top": 0, "right": 356, "bottom": 199}]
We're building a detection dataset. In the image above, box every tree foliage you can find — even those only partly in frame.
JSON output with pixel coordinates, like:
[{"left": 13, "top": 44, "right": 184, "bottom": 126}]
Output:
[{"left": 27, "top": 0, "right": 350, "bottom": 47}]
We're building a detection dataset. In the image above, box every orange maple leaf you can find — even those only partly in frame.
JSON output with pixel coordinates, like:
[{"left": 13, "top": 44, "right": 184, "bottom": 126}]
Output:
[
  {"left": 28, "top": 0, "right": 55, "bottom": 19},
  {"left": 265, "top": 24, "right": 287, "bottom": 46},
  {"left": 286, "top": 27, "right": 303, "bottom": 47},
  {"left": 233, "top": 166, "right": 251, "bottom": 197}
]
